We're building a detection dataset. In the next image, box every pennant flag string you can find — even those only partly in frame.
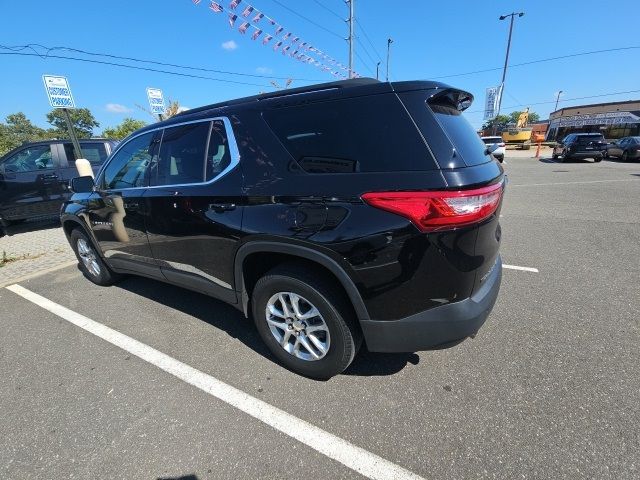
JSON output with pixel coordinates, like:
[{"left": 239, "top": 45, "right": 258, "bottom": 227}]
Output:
[{"left": 192, "top": 0, "right": 355, "bottom": 78}]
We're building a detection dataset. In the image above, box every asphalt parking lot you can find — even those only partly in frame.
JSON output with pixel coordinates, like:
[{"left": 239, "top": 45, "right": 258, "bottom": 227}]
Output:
[{"left": 1, "top": 151, "right": 638, "bottom": 480}]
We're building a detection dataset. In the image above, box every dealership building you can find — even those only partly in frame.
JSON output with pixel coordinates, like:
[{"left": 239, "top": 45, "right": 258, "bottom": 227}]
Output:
[{"left": 546, "top": 99, "right": 640, "bottom": 141}]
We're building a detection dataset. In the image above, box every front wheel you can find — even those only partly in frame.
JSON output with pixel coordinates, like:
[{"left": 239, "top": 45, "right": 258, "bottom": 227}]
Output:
[
  {"left": 70, "top": 228, "right": 120, "bottom": 286},
  {"left": 252, "top": 265, "right": 361, "bottom": 379}
]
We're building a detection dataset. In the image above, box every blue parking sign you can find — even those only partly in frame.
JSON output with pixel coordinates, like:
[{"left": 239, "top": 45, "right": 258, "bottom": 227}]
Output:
[
  {"left": 43, "top": 75, "right": 75, "bottom": 109},
  {"left": 146, "top": 87, "right": 166, "bottom": 115}
]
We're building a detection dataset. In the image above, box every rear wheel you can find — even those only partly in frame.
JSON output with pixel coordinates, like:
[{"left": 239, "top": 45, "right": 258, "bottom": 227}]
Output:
[
  {"left": 622, "top": 151, "right": 629, "bottom": 162},
  {"left": 603, "top": 149, "right": 609, "bottom": 159},
  {"left": 251, "top": 264, "right": 361, "bottom": 379},
  {"left": 70, "top": 228, "right": 120, "bottom": 286}
]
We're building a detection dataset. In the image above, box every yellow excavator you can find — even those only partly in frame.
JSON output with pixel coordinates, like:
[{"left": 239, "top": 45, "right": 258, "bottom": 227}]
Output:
[{"left": 502, "top": 108, "right": 534, "bottom": 150}]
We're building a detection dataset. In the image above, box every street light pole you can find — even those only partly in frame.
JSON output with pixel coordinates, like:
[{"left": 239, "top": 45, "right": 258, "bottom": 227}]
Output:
[
  {"left": 376, "top": 61, "right": 381, "bottom": 80},
  {"left": 386, "top": 38, "right": 393, "bottom": 81},
  {"left": 493, "top": 11, "right": 524, "bottom": 134},
  {"left": 554, "top": 90, "right": 563, "bottom": 112}
]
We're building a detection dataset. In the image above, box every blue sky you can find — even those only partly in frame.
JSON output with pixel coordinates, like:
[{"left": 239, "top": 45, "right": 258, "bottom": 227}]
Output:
[{"left": 1, "top": 0, "right": 639, "bottom": 133}]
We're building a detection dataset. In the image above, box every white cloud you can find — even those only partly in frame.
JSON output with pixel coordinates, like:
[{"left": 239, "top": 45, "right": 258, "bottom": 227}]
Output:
[
  {"left": 221, "top": 40, "right": 238, "bottom": 51},
  {"left": 105, "top": 103, "right": 132, "bottom": 113},
  {"left": 256, "top": 66, "right": 273, "bottom": 75}
]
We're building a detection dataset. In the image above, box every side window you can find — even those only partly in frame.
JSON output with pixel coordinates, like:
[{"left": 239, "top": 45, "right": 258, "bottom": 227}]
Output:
[
  {"left": 264, "top": 94, "right": 437, "bottom": 172},
  {"left": 2, "top": 145, "right": 53, "bottom": 172},
  {"left": 102, "top": 132, "right": 155, "bottom": 190},
  {"left": 206, "top": 120, "right": 232, "bottom": 181},
  {"left": 64, "top": 143, "right": 108, "bottom": 165},
  {"left": 150, "top": 122, "right": 212, "bottom": 187}
]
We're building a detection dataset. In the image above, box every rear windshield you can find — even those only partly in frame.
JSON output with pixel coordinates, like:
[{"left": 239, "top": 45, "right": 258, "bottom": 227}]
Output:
[
  {"left": 426, "top": 93, "right": 489, "bottom": 167},
  {"left": 575, "top": 134, "right": 604, "bottom": 142},
  {"left": 263, "top": 94, "right": 437, "bottom": 172}
]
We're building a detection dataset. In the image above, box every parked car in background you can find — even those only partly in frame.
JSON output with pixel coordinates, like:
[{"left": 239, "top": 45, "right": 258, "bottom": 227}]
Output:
[
  {"left": 61, "top": 78, "right": 505, "bottom": 379},
  {"left": 603, "top": 136, "right": 640, "bottom": 161},
  {"left": 552, "top": 133, "right": 605, "bottom": 162},
  {"left": 481, "top": 136, "right": 506, "bottom": 162},
  {"left": 0, "top": 139, "right": 116, "bottom": 226}
]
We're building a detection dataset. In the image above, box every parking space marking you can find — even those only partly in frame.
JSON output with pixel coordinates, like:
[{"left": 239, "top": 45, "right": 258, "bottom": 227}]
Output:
[
  {"left": 5, "top": 284, "right": 424, "bottom": 480},
  {"left": 503, "top": 264, "right": 539, "bottom": 273},
  {"left": 510, "top": 179, "right": 638, "bottom": 187}
]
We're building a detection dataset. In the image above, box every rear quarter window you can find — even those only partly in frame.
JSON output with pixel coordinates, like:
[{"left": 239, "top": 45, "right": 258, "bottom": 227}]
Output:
[{"left": 263, "top": 94, "right": 437, "bottom": 172}]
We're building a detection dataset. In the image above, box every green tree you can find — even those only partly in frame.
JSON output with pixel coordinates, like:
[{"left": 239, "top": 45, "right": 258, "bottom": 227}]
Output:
[
  {"left": 135, "top": 98, "right": 187, "bottom": 121},
  {"left": 481, "top": 114, "right": 510, "bottom": 132},
  {"left": 102, "top": 118, "right": 147, "bottom": 140},
  {"left": 0, "top": 112, "right": 48, "bottom": 156},
  {"left": 46, "top": 108, "right": 99, "bottom": 138},
  {"left": 509, "top": 110, "right": 540, "bottom": 125}
]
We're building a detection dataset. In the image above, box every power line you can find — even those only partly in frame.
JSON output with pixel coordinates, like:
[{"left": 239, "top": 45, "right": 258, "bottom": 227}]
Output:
[
  {"left": 355, "top": 19, "right": 383, "bottom": 61},
  {"left": 354, "top": 50, "right": 374, "bottom": 75},
  {"left": 434, "top": 46, "right": 640, "bottom": 80},
  {"left": 0, "top": 43, "right": 324, "bottom": 82},
  {"left": 0, "top": 52, "right": 273, "bottom": 87},
  {"left": 355, "top": 37, "right": 377, "bottom": 71},
  {"left": 267, "top": 0, "right": 344, "bottom": 39},
  {"left": 466, "top": 89, "right": 640, "bottom": 116},
  {"left": 312, "top": 0, "right": 343, "bottom": 20}
]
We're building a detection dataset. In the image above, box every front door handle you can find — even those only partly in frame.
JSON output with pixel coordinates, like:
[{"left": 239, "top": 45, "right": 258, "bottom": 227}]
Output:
[
  {"left": 42, "top": 173, "right": 59, "bottom": 180},
  {"left": 209, "top": 202, "right": 236, "bottom": 212}
]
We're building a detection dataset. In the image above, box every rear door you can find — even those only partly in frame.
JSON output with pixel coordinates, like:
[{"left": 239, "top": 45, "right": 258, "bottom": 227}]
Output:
[
  {"left": 0, "top": 143, "right": 66, "bottom": 221},
  {"left": 143, "top": 118, "right": 242, "bottom": 303}
]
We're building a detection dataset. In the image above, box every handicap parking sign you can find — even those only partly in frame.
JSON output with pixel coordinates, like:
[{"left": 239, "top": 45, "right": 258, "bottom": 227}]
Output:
[
  {"left": 42, "top": 75, "right": 75, "bottom": 108},
  {"left": 146, "top": 87, "right": 166, "bottom": 115}
]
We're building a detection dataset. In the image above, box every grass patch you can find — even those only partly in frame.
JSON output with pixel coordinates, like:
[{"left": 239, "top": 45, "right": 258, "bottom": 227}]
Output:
[{"left": 0, "top": 250, "right": 44, "bottom": 268}]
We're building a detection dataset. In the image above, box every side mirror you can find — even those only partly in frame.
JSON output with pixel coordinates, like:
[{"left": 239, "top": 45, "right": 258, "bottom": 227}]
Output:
[{"left": 70, "top": 175, "right": 95, "bottom": 193}]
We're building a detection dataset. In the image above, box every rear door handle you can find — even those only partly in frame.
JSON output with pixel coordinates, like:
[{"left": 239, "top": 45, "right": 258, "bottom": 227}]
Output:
[
  {"left": 209, "top": 202, "right": 236, "bottom": 212},
  {"left": 43, "top": 174, "right": 59, "bottom": 180}
]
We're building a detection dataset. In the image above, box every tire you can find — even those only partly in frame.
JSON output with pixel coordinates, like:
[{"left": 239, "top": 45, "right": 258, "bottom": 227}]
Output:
[
  {"left": 594, "top": 155, "right": 602, "bottom": 163},
  {"left": 70, "top": 228, "right": 120, "bottom": 286},
  {"left": 552, "top": 153, "right": 559, "bottom": 160},
  {"left": 603, "top": 149, "right": 609, "bottom": 159},
  {"left": 251, "top": 264, "right": 362, "bottom": 379},
  {"left": 622, "top": 151, "right": 629, "bottom": 162},
  {"left": 561, "top": 151, "right": 570, "bottom": 162}
]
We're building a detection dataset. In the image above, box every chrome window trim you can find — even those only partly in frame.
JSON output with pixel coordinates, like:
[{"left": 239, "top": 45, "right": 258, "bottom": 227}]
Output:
[{"left": 95, "top": 116, "right": 240, "bottom": 191}]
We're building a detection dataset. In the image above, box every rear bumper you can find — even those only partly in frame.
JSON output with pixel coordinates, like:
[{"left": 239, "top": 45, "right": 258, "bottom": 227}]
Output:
[
  {"left": 566, "top": 150, "right": 603, "bottom": 158},
  {"left": 360, "top": 257, "right": 502, "bottom": 352}
]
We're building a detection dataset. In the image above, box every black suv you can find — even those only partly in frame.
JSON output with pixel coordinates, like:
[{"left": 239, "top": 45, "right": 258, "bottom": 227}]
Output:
[
  {"left": 0, "top": 139, "right": 116, "bottom": 227},
  {"left": 552, "top": 133, "right": 605, "bottom": 162},
  {"left": 61, "top": 79, "right": 504, "bottom": 378}
]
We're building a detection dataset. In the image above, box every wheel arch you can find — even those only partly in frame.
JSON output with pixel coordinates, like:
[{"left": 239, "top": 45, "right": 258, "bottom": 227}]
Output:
[{"left": 235, "top": 241, "right": 370, "bottom": 322}]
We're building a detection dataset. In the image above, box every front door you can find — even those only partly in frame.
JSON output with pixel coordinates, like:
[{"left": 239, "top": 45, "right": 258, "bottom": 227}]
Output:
[
  {"left": 143, "top": 119, "right": 243, "bottom": 303},
  {"left": 0, "top": 143, "right": 66, "bottom": 221},
  {"left": 87, "top": 131, "right": 160, "bottom": 274}
]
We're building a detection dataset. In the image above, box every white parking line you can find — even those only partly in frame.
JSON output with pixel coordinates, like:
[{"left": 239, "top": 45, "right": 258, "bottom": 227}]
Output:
[
  {"left": 5, "top": 284, "right": 424, "bottom": 480},
  {"left": 510, "top": 179, "right": 638, "bottom": 187},
  {"left": 503, "top": 264, "right": 539, "bottom": 273}
]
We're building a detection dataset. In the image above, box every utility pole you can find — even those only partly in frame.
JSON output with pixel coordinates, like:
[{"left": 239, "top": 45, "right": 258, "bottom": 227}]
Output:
[
  {"left": 493, "top": 11, "right": 524, "bottom": 134},
  {"left": 386, "top": 38, "right": 393, "bottom": 81},
  {"left": 61, "top": 108, "right": 83, "bottom": 160},
  {"left": 376, "top": 61, "right": 381, "bottom": 80},
  {"left": 346, "top": 0, "right": 355, "bottom": 79},
  {"left": 554, "top": 90, "right": 563, "bottom": 112}
]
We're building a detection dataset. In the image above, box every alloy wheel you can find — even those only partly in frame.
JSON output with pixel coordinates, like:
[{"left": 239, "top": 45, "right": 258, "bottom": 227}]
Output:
[
  {"left": 77, "top": 238, "right": 101, "bottom": 277},
  {"left": 265, "top": 292, "right": 330, "bottom": 361}
]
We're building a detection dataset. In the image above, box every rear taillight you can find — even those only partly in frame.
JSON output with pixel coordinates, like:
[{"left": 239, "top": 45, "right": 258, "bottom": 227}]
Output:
[{"left": 361, "top": 182, "right": 504, "bottom": 233}]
